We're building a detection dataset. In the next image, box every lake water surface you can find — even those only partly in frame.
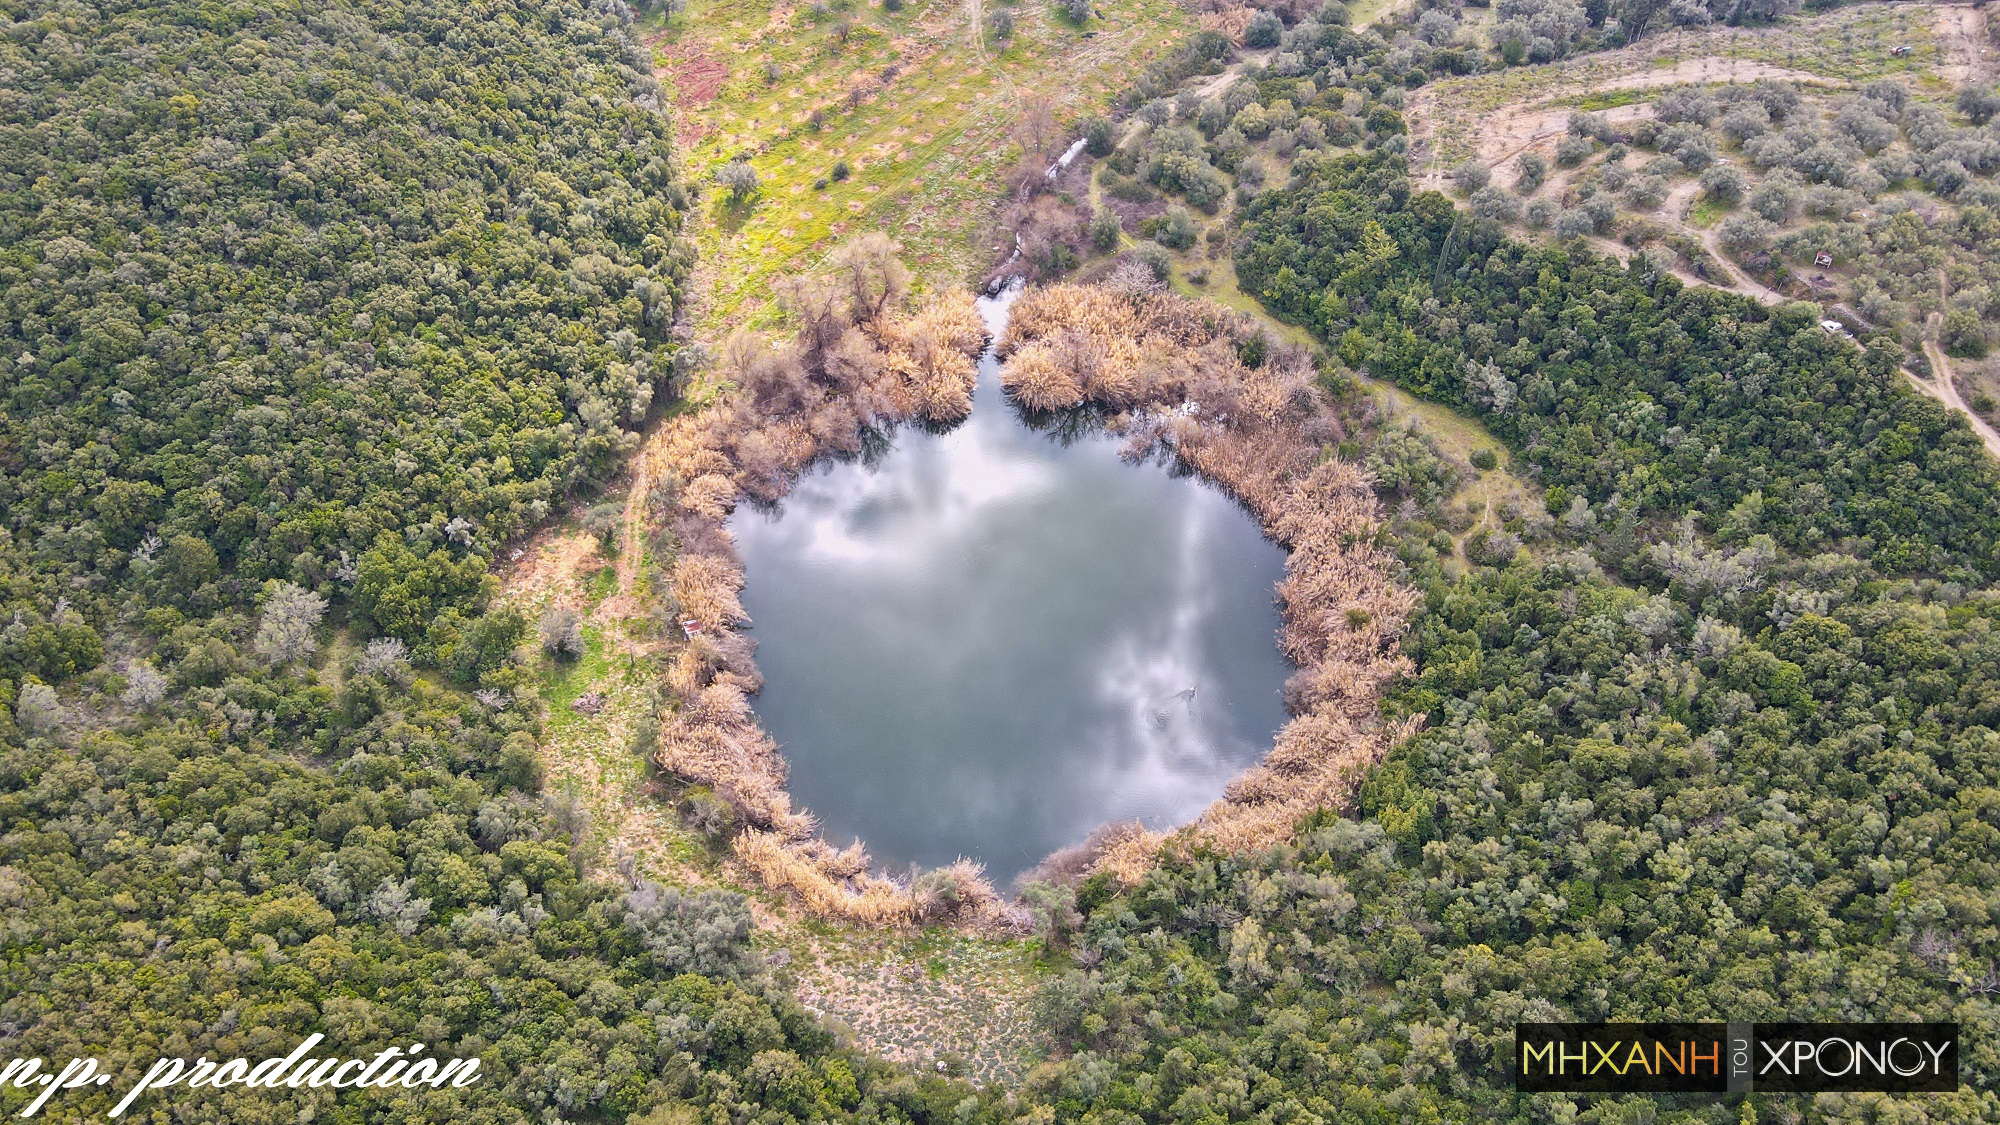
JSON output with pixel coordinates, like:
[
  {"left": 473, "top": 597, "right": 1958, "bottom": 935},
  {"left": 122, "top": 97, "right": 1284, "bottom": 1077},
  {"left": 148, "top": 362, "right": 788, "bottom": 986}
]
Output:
[{"left": 732, "top": 287, "right": 1294, "bottom": 882}]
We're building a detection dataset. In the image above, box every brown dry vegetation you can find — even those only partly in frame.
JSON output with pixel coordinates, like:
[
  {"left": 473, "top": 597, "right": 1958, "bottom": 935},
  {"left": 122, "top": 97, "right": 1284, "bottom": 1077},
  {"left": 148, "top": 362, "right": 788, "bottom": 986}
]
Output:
[
  {"left": 649, "top": 235, "right": 1007, "bottom": 925},
  {"left": 653, "top": 254, "right": 1417, "bottom": 917},
  {"left": 997, "top": 283, "right": 1420, "bottom": 882}
]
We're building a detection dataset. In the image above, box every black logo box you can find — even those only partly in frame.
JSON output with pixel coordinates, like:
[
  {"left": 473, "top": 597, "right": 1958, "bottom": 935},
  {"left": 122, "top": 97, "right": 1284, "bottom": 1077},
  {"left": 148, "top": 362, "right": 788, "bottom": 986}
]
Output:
[{"left": 1515, "top": 1023, "right": 1959, "bottom": 1094}]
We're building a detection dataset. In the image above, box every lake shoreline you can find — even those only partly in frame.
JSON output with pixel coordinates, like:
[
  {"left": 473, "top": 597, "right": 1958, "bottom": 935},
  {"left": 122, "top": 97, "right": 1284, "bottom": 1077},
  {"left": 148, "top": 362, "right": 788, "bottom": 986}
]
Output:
[{"left": 649, "top": 256, "right": 1415, "bottom": 928}]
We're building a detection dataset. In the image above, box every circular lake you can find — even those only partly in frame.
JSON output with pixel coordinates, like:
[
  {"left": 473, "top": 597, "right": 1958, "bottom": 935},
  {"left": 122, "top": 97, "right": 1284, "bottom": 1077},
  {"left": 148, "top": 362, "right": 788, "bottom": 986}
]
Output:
[{"left": 731, "top": 288, "right": 1294, "bottom": 883}]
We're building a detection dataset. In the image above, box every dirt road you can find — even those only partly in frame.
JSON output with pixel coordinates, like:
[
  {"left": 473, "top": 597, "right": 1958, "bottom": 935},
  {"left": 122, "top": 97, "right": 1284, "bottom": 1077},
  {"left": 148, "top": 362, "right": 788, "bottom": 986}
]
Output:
[{"left": 1918, "top": 335, "right": 2000, "bottom": 461}]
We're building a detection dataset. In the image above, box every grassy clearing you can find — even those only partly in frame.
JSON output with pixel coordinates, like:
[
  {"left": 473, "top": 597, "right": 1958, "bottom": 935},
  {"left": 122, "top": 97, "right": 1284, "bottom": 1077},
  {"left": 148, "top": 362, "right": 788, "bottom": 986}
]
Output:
[
  {"left": 774, "top": 924, "right": 1046, "bottom": 1085},
  {"left": 1344, "top": 0, "right": 1407, "bottom": 32},
  {"left": 645, "top": 0, "right": 1194, "bottom": 329},
  {"left": 505, "top": 527, "right": 713, "bottom": 886}
]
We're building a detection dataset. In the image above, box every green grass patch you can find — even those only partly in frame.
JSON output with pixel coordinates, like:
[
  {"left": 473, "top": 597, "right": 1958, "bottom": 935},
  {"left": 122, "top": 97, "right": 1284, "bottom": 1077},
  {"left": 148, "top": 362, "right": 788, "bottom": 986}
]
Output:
[
  {"left": 654, "top": 0, "right": 1193, "bottom": 326},
  {"left": 1565, "top": 88, "right": 1644, "bottom": 111},
  {"left": 540, "top": 624, "right": 612, "bottom": 710}
]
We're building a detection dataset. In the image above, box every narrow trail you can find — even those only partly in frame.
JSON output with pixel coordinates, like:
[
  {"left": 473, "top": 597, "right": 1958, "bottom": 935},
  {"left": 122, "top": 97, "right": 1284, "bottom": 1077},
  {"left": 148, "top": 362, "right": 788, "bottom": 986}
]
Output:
[
  {"left": 1662, "top": 177, "right": 1702, "bottom": 219},
  {"left": 1189, "top": 47, "right": 1272, "bottom": 100},
  {"left": 1919, "top": 322, "right": 2000, "bottom": 462},
  {"left": 1694, "top": 224, "right": 1788, "bottom": 304},
  {"left": 496, "top": 424, "right": 706, "bottom": 893}
]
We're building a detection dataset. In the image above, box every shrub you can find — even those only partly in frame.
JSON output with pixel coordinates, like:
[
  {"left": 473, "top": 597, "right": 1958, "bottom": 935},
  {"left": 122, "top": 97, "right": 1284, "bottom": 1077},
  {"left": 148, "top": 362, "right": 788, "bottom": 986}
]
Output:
[
  {"left": 1944, "top": 308, "right": 1989, "bottom": 358},
  {"left": 1655, "top": 122, "right": 1715, "bottom": 169},
  {"left": 1716, "top": 212, "right": 1775, "bottom": 253},
  {"left": 582, "top": 499, "right": 623, "bottom": 550},
  {"left": 1555, "top": 134, "right": 1593, "bottom": 167},
  {"left": 539, "top": 607, "right": 585, "bottom": 661},
  {"left": 1874, "top": 151, "right": 1916, "bottom": 184},
  {"left": 1470, "top": 448, "right": 1498, "bottom": 470},
  {"left": 1552, "top": 207, "right": 1594, "bottom": 239},
  {"left": 1414, "top": 8, "right": 1459, "bottom": 44},
  {"left": 1718, "top": 103, "right": 1772, "bottom": 144},
  {"left": 1515, "top": 152, "right": 1547, "bottom": 194},
  {"left": 715, "top": 159, "right": 760, "bottom": 203},
  {"left": 1654, "top": 88, "right": 1716, "bottom": 124},
  {"left": 1700, "top": 164, "right": 1746, "bottom": 205},
  {"left": 122, "top": 662, "right": 167, "bottom": 709},
  {"left": 1157, "top": 207, "right": 1200, "bottom": 249},
  {"left": 1958, "top": 84, "right": 2000, "bottom": 126},
  {"left": 1469, "top": 186, "right": 1521, "bottom": 222},
  {"left": 831, "top": 159, "right": 850, "bottom": 181},
  {"left": 1925, "top": 157, "right": 1971, "bottom": 198},
  {"left": 1089, "top": 207, "right": 1122, "bottom": 251},
  {"left": 1245, "top": 9, "right": 1284, "bottom": 46},
  {"left": 14, "top": 682, "right": 60, "bottom": 736},
  {"left": 1453, "top": 159, "right": 1490, "bottom": 193},
  {"left": 1569, "top": 111, "right": 1615, "bottom": 141},
  {"left": 1748, "top": 180, "right": 1794, "bottom": 222},
  {"left": 1197, "top": 98, "right": 1228, "bottom": 137},
  {"left": 253, "top": 581, "right": 327, "bottom": 667},
  {"left": 1083, "top": 114, "right": 1115, "bottom": 156},
  {"left": 1234, "top": 103, "right": 1272, "bottom": 140},
  {"left": 1582, "top": 193, "right": 1616, "bottom": 231},
  {"left": 1623, "top": 174, "right": 1668, "bottom": 211}
]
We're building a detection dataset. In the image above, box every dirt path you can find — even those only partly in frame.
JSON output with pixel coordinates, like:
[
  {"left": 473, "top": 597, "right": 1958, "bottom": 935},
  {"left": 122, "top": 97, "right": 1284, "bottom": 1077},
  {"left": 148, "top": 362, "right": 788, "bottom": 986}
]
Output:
[
  {"left": 1919, "top": 325, "right": 2000, "bottom": 462},
  {"left": 1188, "top": 47, "right": 1272, "bottom": 101},
  {"left": 1694, "top": 224, "right": 1789, "bottom": 304},
  {"left": 1663, "top": 177, "right": 1702, "bottom": 219}
]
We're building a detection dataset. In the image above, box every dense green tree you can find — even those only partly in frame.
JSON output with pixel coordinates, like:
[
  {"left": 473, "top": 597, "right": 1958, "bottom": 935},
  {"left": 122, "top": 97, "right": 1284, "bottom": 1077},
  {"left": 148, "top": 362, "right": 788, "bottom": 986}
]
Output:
[
  {"left": 0, "top": 0, "right": 696, "bottom": 681},
  {"left": 1239, "top": 151, "right": 2000, "bottom": 580}
]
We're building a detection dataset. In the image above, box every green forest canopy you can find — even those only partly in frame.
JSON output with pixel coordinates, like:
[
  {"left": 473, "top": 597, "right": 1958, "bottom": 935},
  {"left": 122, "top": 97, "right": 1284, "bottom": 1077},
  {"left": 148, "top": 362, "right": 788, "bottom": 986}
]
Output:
[
  {"left": 1238, "top": 151, "right": 2000, "bottom": 581},
  {"left": 1, "top": 0, "right": 694, "bottom": 678},
  {"left": 0, "top": 1, "right": 978, "bottom": 1122},
  {"left": 983, "top": 145, "right": 2000, "bottom": 1124},
  {"left": 8, "top": 0, "right": 2000, "bottom": 1119}
]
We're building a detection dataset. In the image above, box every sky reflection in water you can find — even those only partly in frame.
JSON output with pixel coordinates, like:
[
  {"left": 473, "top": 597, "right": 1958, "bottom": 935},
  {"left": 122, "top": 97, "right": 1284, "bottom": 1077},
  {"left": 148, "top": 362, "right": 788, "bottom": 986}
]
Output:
[{"left": 731, "top": 290, "right": 1294, "bottom": 882}]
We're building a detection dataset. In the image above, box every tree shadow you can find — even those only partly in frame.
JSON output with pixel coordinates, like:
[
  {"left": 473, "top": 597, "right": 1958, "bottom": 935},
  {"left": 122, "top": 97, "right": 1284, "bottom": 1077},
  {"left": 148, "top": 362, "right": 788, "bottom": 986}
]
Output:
[{"left": 709, "top": 192, "right": 762, "bottom": 234}]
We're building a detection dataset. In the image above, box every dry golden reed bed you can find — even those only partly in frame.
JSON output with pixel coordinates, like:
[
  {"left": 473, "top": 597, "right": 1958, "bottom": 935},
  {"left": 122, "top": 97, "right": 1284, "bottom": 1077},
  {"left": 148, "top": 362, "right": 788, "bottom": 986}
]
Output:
[
  {"left": 998, "top": 282, "right": 1419, "bottom": 884},
  {"left": 649, "top": 240, "right": 1412, "bottom": 924},
  {"left": 653, "top": 236, "right": 1005, "bottom": 926}
]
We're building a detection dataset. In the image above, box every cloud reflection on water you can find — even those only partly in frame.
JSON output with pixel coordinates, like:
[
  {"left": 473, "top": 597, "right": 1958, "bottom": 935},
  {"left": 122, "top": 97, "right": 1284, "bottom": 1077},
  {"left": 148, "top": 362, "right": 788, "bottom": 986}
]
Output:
[{"left": 731, "top": 290, "right": 1292, "bottom": 880}]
